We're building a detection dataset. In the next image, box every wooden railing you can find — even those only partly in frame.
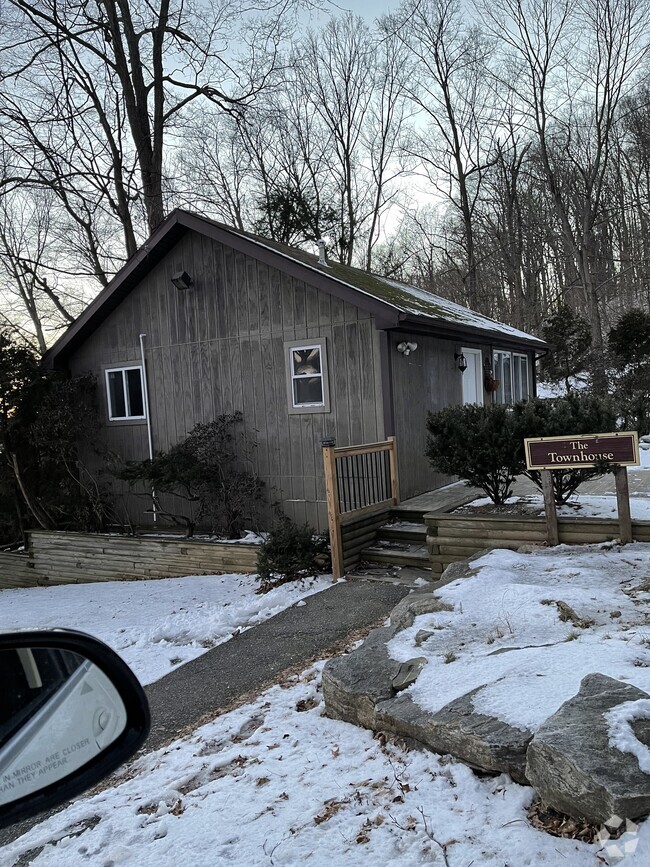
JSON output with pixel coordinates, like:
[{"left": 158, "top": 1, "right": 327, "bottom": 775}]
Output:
[{"left": 322, "top": 437, "right": 399, "bottom": 578}]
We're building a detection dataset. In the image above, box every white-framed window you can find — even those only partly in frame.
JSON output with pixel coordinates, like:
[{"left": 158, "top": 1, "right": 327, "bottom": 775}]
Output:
[
  {"left": 493, "top": 351, "right": 530, "bottom": 404},
  {"left": 285, "top": 339, "right": 330, "bottom": 414},
  {"left": 105, "top": 366, "right": 145, "bottom": 420}
]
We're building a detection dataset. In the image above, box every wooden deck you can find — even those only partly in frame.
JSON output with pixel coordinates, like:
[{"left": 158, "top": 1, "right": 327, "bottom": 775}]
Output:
[
  {"left": 396, "top": 481, "right": 485, "bottom": 516},
  {"left": 396, "top": 468, "right": 649, "bottom": 519}
]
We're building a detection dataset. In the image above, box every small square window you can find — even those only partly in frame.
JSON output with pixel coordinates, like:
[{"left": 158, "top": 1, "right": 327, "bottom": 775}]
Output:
[
  {"left": 285, "top": 340, "right": 330, "bottom": 414},
  {"left": 105, "top": 367, "right": 146, "bottom": 420}
]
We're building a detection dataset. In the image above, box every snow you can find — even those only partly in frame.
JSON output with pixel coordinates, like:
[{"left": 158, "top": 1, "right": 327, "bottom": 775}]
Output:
[
  {"left": 388, "top": 544, "right": 650, "bottom": 734},
  {"left": 4, "top": 660, "right": 641, "bottom": 867},
  {"left": 2, "top": 546, "right": 650, "bottom": 863},
  {"left": 137, "top": 531, "right": 266, "bottom": 544},
  {"left": 378, "top": 276, "right": 546, "bottom": 344},
  {"left": 462, "top": 492, "right": 650, "bottom": 519},
  {"left": 0, "top": 573, "right": 337, "bottom": 685},
  {"left": 640, "top": 444, "right": 650, "bottom": 469},
  {"left": 606, "top": 699, "right": 650, "bottom": 773},
  {"left": 536, "top": 377, "right": 589, "bottom": 398}
]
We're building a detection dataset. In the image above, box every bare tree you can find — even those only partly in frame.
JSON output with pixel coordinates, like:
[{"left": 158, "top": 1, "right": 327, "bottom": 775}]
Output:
[
  {"left": 0, "top": 0, "right": 314, "bottom": 344},
  {"left": 484, "top": 0, "right": 650, "bottom": 390},
  {"left": 0, "top": 190, "right": 82, "bottom": 350},
  {"left": 1, "top": 0, "right": 301, "bottom": 234},
  {"left": 386, "top": 0, "right": 500, "bottom": 310},
  {"left": 182, "top": 14, "right": 408, "bottom": 268},
  {"left": 360, "top": 27, "right": 411, "bottom": 271},
  {"left": 297, "top": 14, "right": 378, "bottom": 264}
]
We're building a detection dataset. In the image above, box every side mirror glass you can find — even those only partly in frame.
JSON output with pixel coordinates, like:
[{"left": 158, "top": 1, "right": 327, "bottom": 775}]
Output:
[{"left": 0, "top": 630, "right": 150, "bottom": 828}]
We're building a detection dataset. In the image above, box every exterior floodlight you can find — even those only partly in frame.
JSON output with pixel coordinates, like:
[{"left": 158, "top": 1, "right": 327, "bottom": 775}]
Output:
[
  {"left": 397, "top": 341, "right": 418, "bottom": 356},
  {"left": 171, "top": 270, "right": 193, "bottom": 290}
]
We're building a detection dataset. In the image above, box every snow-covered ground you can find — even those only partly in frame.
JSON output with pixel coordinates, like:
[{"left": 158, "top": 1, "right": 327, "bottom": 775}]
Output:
[
  {"left": 2, "top": 548, "right": 650, "bottom": 865},
  {"left": 6, "top": 658, "right": 648, "bottom": 867},
  {"left": 389, "top": 544, "right": 650, "bottom": 734},
  {"left": 465, "top": 492, "right": 650, "bottom": 520},
  {"left": 0, "top": 573, "right": 336, "bottom": 685},
  {"left": 460, "top": 439, "right": 650, "bottom": 517}
]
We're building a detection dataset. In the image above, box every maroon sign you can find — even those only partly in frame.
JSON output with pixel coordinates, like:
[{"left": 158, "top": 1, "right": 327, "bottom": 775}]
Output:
[{"left": 524, "top": 432, "right": 639, "bottom": 471}]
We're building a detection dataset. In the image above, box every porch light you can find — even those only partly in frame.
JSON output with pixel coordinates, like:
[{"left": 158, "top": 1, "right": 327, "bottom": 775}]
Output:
[
  {"left": 171, "top": 270, "right": 193, "bottom": 290},
  {"left": 454, "top": 352, "right": 468, "bottom": 373}
]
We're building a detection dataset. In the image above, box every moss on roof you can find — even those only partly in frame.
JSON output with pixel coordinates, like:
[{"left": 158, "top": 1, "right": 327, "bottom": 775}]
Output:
[{"left": 198, "top": 214, "right": 545, "bottom": 345}]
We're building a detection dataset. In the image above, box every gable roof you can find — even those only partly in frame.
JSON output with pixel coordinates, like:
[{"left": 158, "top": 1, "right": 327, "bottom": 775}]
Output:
[{"left": 44, "top": 209, "right": 546, "bottom": 367}]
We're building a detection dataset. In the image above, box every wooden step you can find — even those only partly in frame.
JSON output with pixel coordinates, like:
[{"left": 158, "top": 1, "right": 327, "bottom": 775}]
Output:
[
  {"left": 378, "top": 522, "right": 427, "bottom": 543},
  {"left": 389, "top": 507, "right": 428, "bottom": 523},
  {"left": 360, "top": 541, "right": 430, "bottom": 568}
]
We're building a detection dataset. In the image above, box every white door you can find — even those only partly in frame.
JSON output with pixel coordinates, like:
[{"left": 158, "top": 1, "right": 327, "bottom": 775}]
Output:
[{"left": 462, "top": 348, "right": 484, "bottom": 405}]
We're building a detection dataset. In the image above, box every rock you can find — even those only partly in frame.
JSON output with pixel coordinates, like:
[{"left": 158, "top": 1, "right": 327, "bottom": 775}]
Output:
[
  {"left": 438, "top": 560, "right": 473, "bottom": 583},
  {"left": 321, "top": 625, "right": 400, "bottom": 729},
  {"left": 555, "top": 600, "right": 594, "bottom": 629},
  {"left": 415, "top": 629, "right": 435, "bottom": 646},
  {"left": 526, "top": 673, "right": 650, "bottom": 823},
  {"left": 390, "top": 592, "right": 453, "bottom": 631},
  {"left": 392, "top": 657, "right": 428, "bottom": 692},
  {"left": 437, "top": 549, "right": 491, "bottom": 586},
  {"left": 376, "top": 687, "right": 533, "bottom": 784},
  {"left": 516, "top": 544, "right": 545, "bottom": 554}
]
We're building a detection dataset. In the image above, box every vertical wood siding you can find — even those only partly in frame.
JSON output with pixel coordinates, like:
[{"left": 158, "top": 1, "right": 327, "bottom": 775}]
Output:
[
  {"left": 68, "top": 232, "right": 384, "bottom": 531},
  {"left": 391, "top": 334, "right": 536, "bottom": 500},
  {"left": 390, "top": 331, "right": 463, "bottom": 499}
]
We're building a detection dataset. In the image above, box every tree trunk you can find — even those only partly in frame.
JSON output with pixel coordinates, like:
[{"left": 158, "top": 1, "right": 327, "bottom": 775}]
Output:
[{"left": 9, "top": 452, "right": 55, "bottom": 530}]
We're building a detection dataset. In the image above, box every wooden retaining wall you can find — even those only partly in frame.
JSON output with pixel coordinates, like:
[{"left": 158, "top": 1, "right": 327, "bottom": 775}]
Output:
[
  {"left": 0, "top": 531, "right": 260, "bottom": 589},
  {"left": 0, "top": 552, "right": 39, "bottom": 589},
  {"left": 426, "top": 514, "right": 650, "bottom": 575},
  {"left": 340, "top": 507, "right": 391, "bottom": 573}
]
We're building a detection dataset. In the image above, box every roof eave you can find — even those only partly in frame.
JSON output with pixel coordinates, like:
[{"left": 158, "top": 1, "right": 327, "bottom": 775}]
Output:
[
  {"left": 44, "top": 210, "right": 403, "bottom": 368},
  {"left": 43, "top": 212, "right": 188, "bottom": 369},
  {"left": 397, "top": 313, "right": 547, "bottom": 350}
]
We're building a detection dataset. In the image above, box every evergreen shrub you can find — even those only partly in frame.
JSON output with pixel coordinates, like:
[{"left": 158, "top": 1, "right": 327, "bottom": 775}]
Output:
[
  {"left": 608, "top": 309, "right": 650, "bottom": 435},
  {"left": 120, "top": 412, "right": 264, "bottom": 537},
  {"left": 513, "top": 394, "right": 618, "bottom": 503},
  {"left": 426, "top": 403, "right": 524, "bottom": 504},
  {"left": 257, "top": 517, "right": 329, "bottom": 590},
  {"left": 426, "top": 394, "right": 618, "bottom": 506}
]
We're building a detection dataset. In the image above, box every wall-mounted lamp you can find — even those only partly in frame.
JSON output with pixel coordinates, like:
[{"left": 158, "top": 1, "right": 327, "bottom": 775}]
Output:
[
  {"left": 397, "top": 341, "right": 418, "bottom": 356},
  {"left": 171, "top": 270, "right": 193, "bottom": 290},
  {"left": 454, "top": 351, "right": 468, "bottom": 373}
]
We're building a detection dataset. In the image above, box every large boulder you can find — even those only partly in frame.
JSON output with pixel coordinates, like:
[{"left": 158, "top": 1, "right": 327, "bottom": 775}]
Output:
[
  {"left": 376, "top": 688, "right": 533, "bottom": 784},
  {"left": 389, "top": 592, "right": 453, "bottom": 631},
  {"left": 526, "top": 673, "right": 650, "bottom": 823},
  {"left": 322, "top": 625, "right": 401, "bottom": 729}
]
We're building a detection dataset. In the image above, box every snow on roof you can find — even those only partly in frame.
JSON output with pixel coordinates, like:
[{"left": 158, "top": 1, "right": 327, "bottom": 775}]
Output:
[{"left": 375, "top": 275, "right": 546, "bottom": 344}]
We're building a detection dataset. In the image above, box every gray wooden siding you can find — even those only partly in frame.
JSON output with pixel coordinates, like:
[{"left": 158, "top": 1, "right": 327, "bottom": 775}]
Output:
[
  {"left": 68, "top": 231, "right": 385, "bottom": 531},
  {"left": 390, "top": 331, "right": 462, "bottom": 499},
  {"left": 391, "top": 334, "right": 537, "bottom": 500}
]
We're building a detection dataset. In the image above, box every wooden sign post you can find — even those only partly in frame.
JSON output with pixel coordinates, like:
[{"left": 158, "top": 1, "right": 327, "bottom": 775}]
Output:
[
  {"left": 540, "top": 470, "right": 559, "bottom": 546},
  {"left": 523, "top": 432, "right": 640, "bottom": 546}
]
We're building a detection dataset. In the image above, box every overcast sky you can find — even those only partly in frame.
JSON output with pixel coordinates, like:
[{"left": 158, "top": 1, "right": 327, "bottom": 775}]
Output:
[{"left": 314, "top": 0, "right": 399, "bottom": 24}]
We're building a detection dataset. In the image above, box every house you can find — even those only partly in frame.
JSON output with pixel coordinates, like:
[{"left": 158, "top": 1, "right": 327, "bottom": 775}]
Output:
[{"left": 44, "top": 209, "right": 547, "bottom": 531}]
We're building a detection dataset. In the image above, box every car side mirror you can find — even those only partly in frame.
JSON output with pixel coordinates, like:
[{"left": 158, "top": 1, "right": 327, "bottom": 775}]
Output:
[{"left": 0, "top": 629, "right": 150, "bottom": 829}]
